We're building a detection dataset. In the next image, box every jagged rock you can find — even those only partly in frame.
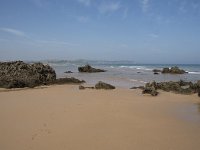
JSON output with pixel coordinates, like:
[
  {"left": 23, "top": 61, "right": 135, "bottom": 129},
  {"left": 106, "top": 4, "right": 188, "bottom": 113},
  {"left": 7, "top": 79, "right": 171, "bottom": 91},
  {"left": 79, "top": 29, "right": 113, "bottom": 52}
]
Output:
[
  {"left": 198, "top": 90, "right": 200, "bottom": 97},
  {"left": 95, "top": 81, "right": 115, "bottom": 90},
  {"left": 52, "top": 77, "right": 85, "bottom": 85},
  {"left": 78, "top": 65, "right": 106, "bottom": 73},
  {"left": 154, "top": 72, "right": 159, "bottom": 75},
  {"left": 161, "top": 66, "right": 187, "bottom": 74},
  {"left": 142, "top": 86, "right": 158, "bottom": 96},
  {"left": 0, "top": 61, "right": 56, "bottom": 88}
]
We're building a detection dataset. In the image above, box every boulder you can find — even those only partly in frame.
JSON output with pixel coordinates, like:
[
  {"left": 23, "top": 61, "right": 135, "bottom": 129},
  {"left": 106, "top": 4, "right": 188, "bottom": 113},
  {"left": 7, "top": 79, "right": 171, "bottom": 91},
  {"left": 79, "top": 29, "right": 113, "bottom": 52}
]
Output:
[
  {"left": 95, "top": 81, "right": 115, "bottom": 90},
  {"left": 78, "top": 65, "right": 106, "bottom": 73},
  {"left": 0, "top": 61, "right": 56, "bottom": 88},
  {"left": 154, "top": 72, "right": 159, "bottom": 75},
  {"left": 161, "top": 66, "right": 187, "bottom": 74}
]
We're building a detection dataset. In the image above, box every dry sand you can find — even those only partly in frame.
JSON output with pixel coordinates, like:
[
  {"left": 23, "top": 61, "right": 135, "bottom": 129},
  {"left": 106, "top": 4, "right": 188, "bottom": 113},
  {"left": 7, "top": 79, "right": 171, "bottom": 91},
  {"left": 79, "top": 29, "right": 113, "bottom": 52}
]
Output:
[{"left": 0, "top": 85, "right": 200, "bottom": 150}]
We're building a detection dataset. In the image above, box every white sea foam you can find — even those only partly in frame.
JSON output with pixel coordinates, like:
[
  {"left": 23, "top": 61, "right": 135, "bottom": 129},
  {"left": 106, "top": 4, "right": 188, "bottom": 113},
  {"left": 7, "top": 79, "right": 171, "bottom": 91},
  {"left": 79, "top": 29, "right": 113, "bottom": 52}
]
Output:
[{"left": 188, "top": 71, "right": 200, "bottom": 75}]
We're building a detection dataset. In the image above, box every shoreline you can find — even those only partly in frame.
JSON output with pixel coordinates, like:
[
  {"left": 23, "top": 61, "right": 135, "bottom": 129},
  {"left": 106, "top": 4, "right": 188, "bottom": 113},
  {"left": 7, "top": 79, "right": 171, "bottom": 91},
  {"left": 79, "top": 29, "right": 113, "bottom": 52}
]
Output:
[{"left": 0, "top": 84, "right": 200, "bottom": 150}]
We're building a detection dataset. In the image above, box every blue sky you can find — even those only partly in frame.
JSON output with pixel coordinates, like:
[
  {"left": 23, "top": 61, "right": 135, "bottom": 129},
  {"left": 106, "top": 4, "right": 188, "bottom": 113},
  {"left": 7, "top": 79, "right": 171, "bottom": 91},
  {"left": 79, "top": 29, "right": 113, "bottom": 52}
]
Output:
[{"left": 0, "top": 0, "right": 200, "bottom": 63}]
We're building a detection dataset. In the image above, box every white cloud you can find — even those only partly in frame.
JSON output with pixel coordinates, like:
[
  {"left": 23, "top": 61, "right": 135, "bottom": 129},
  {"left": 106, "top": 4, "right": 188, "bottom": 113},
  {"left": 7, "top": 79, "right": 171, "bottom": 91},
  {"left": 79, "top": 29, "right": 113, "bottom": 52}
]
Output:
[
  {"left": 141, "top": 0, "right": 150, "bottom": 13},
  {"left": 0, "top": 28, "right": 27, "bottom": 37},
  {"left": 98, "top": 2, "right": 121, "bottom": 14},
  {"left": 78, "top": 0, "right": 91, "bottom": 6}
]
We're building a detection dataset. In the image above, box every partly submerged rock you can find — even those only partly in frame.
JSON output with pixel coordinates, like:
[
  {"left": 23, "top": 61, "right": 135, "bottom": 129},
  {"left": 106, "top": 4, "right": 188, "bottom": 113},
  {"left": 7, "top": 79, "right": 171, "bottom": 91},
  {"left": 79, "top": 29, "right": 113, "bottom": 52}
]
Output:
[
  {"left": 95, "top": 81, "right": 115, "bottom": 90},
  {"left": 153, "top": 69, "right": 161, "bottom": 73},
  {"left": 78, "top": 65, "right": 106, "bottom": 73},
  {"left": 0, "top": 61, "right": 56, "bottom": 88},
  {"left": 161, "top": 66, "right": 187, "bottom": 74},
  {"left": 64, "top": 71, "right": 73, "bottom": 73}
]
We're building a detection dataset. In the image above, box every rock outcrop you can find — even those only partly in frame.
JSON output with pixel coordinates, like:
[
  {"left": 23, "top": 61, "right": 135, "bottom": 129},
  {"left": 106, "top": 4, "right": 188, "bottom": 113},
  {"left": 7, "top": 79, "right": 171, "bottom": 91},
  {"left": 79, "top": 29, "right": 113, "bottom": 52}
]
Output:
[
  {"left": 0, "top": 61, "right": 56, "bottom": 88},
  {"left": 95, "top": 81, "right": 115, "bottom": 90},
  {"left": 161, "top": 66, "right": 187, "bottom": 74},
  {"left": 142, "top": 80, "right": 200, "bottom": 96},
  {"left": 78, "top": 65, "right": 106, "bottom": 73},
  {"left": 142, "top": 81, "right": 158, "bottom": 96}
]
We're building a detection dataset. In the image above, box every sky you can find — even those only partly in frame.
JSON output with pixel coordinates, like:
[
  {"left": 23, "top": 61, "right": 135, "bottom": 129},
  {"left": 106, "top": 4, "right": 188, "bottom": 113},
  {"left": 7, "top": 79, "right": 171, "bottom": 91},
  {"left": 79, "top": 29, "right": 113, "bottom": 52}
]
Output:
[{"left": 0, "top": 0, "right": 200, "bottom": 64}]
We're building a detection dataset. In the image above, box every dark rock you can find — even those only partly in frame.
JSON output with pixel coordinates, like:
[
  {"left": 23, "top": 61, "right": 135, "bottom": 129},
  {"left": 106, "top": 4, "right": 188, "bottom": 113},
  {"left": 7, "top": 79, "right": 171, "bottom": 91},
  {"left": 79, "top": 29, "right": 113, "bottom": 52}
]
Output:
[
  {"left": 130, "top": 86, "right": 144, "bottom": 90},
  {"left": 198, "top": 90, "right": 200, "bottom": 97},
  {"left": 52, "top": 77, "right": 85, "bottom": 85},
  {"left": 154, "top": 72, "right": 159, "bottom": 75},
  {"left": 0, "top": 61, "right": 56, "bottom": 88},
  {"left": 137, "top": 72, "right": 141, "bottom": 73},
  {"left": 79, "top": 85, "right": 85, "bottom": 90},
  {"left": 95, "top": 81, "right": 115, "bottom": 90},
  {"left": 153, "top": 69, "right": 161, "bottom": 73},
  {"left": 142, "top": 86, "right": 158, "bottom": 96},
  {"left": 64, "top": 71, "right": 73, "bottom": 73},
  {"left": 161, "top": 66, "right": 187, "bottom": 74},
  {"left": 78, "top": 65, "right": 106, "bottom": 73},
  {"left": 79, "top": 85, "right": 95, "bottom": 90}
]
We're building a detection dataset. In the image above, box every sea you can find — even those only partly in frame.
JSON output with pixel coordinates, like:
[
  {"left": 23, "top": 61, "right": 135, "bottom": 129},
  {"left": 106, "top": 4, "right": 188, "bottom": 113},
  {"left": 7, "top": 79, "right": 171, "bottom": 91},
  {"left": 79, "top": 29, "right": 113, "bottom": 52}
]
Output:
[{"left": 42, "top": 60, "right": 200, "bottom": 88}]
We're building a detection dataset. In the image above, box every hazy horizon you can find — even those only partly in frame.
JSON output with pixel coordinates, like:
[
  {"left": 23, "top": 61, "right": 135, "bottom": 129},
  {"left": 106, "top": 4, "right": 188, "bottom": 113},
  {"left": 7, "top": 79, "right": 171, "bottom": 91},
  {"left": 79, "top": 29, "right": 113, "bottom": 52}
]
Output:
[{"left": 0, "top": 0, "right": 200, "bottom": 64}]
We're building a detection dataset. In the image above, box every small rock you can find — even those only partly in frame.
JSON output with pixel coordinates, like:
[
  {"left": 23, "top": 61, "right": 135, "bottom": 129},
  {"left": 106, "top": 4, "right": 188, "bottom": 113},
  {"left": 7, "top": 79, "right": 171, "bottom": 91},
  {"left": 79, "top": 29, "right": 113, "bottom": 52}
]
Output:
[
  {"left": 161, "top": 66, "right": 187, "bottom": 74},
  {"left": 95, "top": 81, "right": 115, "bottom": 90},
  {"left": 78, "top": 65, "right": 106, "bottom": 73},
  {"left": 52, "top": 77, "right": 85, "bottom": 85},
  {"left": 64, "top": 71, "right": 73, "bottom": 73},
  {"left": 79, "top": 85, "right": 85, "bottom": 90}
]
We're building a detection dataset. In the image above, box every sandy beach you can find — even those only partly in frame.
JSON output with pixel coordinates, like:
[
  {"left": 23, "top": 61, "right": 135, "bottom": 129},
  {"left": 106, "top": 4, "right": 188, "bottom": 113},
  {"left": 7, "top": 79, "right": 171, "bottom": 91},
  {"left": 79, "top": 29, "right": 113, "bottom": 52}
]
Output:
[{"left": 0, "top": 85, "right": 200, "bottom": 150}]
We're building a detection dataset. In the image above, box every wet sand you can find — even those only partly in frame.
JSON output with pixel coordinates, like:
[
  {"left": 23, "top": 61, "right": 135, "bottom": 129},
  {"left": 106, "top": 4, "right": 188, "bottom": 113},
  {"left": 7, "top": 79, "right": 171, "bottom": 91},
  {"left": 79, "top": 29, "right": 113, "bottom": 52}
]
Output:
[{"left": 0, "top": 85, "right": 200, "bottom": 150}]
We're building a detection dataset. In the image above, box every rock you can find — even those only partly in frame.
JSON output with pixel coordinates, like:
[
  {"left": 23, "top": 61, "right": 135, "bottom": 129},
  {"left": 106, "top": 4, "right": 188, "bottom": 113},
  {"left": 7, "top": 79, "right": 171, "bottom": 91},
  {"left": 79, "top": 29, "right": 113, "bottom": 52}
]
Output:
[
  {"left": 142, "top": 86, "right": 158, "bottom": 96},
  {"left": 198, "top": 90, "right": 200, "bottom": 97},
  {"left": 161, "top": 66, "right": 187, "bottom": 74},
  {"left": 79, "top": 85, "right": 85, "bottom": 90},
  {"left": 79, "top": 85, "right": 95, "bottom": 90},
  {"left": 95, "top": 81, "right": 115, "bottom": 90},
  {"left": 130, "top": 86, "right": 144, "bottom": 90},
  {"left": 0, "top": 61, "right": 56, "bottom": 88},
  {"left": 154, "top": 72, "right": 159, "bottom": 75},
  {"left": 64, "top": 71, "right": 73, "bottom": 73},
  {"left": 78, "top": 65, "right": 106, "bottom": 73},
  {"left": 153, "top": 69, "right": 161, "bottom": 73},
  {"left": 52, "top": 77, "right": 85, "bottom": 85},
  {"left": 137, "top": 72, "right": 141, "bottom": 73}
]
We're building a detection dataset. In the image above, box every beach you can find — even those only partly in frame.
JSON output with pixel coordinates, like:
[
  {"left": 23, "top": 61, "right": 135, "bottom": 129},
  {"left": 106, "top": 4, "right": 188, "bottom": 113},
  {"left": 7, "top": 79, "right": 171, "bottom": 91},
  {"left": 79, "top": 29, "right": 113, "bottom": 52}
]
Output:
[{"left": 0, "top": 85, "right": 200, "bottom": 150}]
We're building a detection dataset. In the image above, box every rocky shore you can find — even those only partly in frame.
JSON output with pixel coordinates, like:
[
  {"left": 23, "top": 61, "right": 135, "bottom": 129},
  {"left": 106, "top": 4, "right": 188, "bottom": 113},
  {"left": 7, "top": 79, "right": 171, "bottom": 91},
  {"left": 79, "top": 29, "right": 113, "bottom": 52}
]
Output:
[
  {"left": 0, "top": 61, "right": 84, "bottom": 88},
  {"left": 141, "top": 80, "right": 200, "bottom": 97}
]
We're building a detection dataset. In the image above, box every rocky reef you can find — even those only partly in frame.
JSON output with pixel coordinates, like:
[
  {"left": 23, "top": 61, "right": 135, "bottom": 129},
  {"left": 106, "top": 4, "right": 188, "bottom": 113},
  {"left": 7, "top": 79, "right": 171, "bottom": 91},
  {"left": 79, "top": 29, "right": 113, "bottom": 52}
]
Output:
[
  {"left": 161, "top": 66, "right": 187, "bottom": 74},
  {"left": 141, "top": 80, "right": 200, "bottom": 96},
  {"left": 78, "top": 65, "right": 106, "bottom": 73},
  {"left": 0, "top": 61, "right": 56, "bottom": 88}
]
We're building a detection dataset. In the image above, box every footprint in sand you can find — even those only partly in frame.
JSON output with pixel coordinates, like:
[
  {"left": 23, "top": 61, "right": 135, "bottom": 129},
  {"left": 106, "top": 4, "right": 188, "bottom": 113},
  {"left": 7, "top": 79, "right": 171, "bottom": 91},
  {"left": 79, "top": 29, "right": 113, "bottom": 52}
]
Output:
[{"left": 31, "top": 123, "right": 52, "bottom": 140}]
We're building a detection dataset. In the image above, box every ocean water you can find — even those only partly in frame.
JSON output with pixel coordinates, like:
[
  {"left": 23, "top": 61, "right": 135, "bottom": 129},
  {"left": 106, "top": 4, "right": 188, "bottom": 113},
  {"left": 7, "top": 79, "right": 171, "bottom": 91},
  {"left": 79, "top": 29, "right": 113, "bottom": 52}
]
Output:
[{"left": 45, "top": 60, "right": 200, "bottom": 88}]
